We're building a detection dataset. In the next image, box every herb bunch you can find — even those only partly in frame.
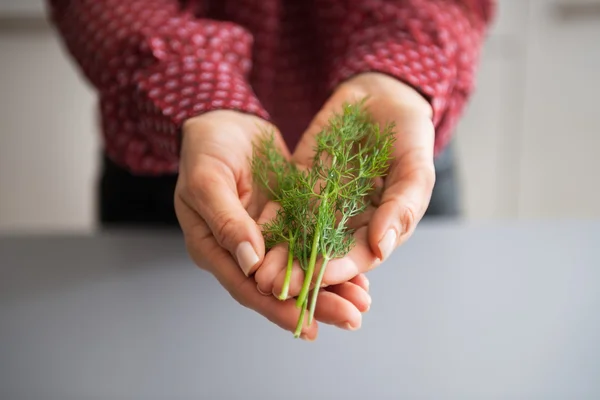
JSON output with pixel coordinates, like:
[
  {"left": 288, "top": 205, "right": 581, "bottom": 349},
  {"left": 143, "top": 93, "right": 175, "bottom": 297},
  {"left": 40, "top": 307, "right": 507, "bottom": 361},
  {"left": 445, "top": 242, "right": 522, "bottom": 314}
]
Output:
[{"left": 251, "top": 100, "right": 396, "bottom": 338}]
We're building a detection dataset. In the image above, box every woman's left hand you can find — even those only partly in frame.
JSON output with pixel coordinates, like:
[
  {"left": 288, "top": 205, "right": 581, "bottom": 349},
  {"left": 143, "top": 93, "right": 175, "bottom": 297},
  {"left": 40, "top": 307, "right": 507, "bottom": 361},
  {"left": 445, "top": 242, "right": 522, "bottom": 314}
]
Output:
[{"left": 254, "top": 73, "right": 437, "bottom": 323}]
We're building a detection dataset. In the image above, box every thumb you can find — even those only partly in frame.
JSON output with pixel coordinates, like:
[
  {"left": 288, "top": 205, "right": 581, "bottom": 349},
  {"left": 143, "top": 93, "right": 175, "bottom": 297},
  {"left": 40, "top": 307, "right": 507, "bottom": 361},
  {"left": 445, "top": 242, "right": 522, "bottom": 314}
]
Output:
[
  {"left": 369, "top": 163, "right": 435, "bottom": 260},
  {"left": 368, "top": 121, "right": 436, "bottom": 261},
  {"left": 187, "top": 167, "right": 265, "bottom": 277}
]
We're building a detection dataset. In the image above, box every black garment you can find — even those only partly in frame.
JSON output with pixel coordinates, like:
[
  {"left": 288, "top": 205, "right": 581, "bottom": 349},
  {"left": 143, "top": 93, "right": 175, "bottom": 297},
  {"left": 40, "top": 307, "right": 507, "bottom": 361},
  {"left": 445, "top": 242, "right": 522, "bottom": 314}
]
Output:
[
  {"left": 98, "top": 142, "right": 460, "bottom": 227},
  {"left": 99, "top": 154, "right": 179, "bottom": 228},
  {"left": 429, "top": 140, "right": 461, "bottom": 218}
]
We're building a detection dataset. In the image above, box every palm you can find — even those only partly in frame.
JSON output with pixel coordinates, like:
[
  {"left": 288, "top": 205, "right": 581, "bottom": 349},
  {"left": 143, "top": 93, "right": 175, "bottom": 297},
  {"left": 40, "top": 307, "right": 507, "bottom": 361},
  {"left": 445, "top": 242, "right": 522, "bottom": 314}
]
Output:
[
  {"left": 176, "top": 110, "right": 371, "bottom": 339},
  {"left": 254, "top": 73, "right": 436, "bottom": 303}
]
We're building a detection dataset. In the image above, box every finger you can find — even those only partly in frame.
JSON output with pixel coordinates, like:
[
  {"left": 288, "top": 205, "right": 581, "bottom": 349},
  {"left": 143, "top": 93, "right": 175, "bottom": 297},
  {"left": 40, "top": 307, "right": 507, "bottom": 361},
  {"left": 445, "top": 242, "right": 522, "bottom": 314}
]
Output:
[
  {"left": 368, "top": 132, "right": 436, "bottom": 261},
  {"left": 246, "top": 182, "right": 270, "bottom": 221},
  {"left": 349, "top": 273, "right": 370, "bottom": 293},
  {"left": 312, "top": 290, "right": 363, "bottom": 330},
  {"left": 185, "top": 163, "right": 264, "bottom": 277},
  {"left": 369, "top": 166, "right": 435, "bottom": 261},
  {"left": 175, "top": 195, "right": 320, "bottom": 340},
  {"left": 236, "top": 278, "right": 321, "bottom": 340},
  {"left": 256, "top": 198, "right": 282, "bottom": 226},
  {"left": 258, "top": 245, "right": 368, "bottom": 327},
  {"left": 322, "top": 227, "right": 380, "bottom": 283},
  {"left": 271, "top": 227, "right": 379, "bottom": 297},
  {"left": 253, "top": 201, "right": 290, "bottom": 295},
  {"left": 271, "top": 258, "right": 317, "bottom": 300},
  {"left": 255, "top": 243, "right": 291, "bottom": 297},
  {"left": 325, "top": 282, "right": 371, "bottom": 313}
]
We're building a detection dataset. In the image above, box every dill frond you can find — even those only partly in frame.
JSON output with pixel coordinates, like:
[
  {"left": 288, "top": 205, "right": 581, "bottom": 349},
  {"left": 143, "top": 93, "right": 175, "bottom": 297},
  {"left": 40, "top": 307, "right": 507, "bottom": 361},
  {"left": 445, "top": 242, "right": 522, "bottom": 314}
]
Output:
[{"left": 251, "top": 99, "right": 395, "bottom": 338}]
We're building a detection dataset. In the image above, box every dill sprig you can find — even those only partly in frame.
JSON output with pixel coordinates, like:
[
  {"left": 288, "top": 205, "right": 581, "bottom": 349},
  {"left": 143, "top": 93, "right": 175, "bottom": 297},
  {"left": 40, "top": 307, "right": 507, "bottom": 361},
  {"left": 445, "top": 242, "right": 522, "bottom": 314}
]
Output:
[{"left": 251, "top": 99, "right": 395, "bottom": 338}]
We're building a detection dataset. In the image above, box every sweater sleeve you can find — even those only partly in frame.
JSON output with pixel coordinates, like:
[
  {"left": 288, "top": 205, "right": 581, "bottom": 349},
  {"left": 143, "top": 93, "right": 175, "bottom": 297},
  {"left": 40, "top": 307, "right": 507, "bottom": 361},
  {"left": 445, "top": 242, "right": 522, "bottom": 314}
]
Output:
[
  {"left": 47, "top": 0, "right": 269, "bottom": 174},
  {"left": 323, "top": 0, "right": 496, "bottom": 156}
]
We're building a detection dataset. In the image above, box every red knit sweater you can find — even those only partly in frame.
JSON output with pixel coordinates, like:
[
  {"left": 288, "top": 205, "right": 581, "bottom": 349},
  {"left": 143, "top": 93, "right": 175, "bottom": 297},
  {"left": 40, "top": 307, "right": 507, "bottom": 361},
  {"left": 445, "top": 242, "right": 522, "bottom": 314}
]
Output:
[{"left": 47, "top": 0, "right": 495, "bottom": 175}]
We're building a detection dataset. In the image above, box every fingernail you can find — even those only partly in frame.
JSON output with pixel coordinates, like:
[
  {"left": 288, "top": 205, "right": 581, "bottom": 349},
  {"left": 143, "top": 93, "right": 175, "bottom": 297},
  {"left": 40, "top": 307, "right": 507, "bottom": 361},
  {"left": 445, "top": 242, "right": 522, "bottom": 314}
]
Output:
[
  {"left": 364, "top": 294, "right": 372, "bottom": 312},
  {"left": 256, "top": 284, "right": 271, "bottom": 296},
  {"left": 300, "top": 333, "right": 315, "bottom": 342},
  {"left": 378, "top": 229, "right": 397, "bottom": 260},
  {"left": 340, "top": 322, "right": 358, "bottom": 331},
  {"left": 236, "top": 241, "right": 259, "bottom": 276}
]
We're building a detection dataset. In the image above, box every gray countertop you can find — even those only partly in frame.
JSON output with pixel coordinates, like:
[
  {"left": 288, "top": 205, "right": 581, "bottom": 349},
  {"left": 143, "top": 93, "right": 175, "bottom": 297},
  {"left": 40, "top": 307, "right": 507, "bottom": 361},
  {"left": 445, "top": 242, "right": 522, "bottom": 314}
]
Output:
[{"left": 1, "top": 220, "right": 599, "bottom": 399}]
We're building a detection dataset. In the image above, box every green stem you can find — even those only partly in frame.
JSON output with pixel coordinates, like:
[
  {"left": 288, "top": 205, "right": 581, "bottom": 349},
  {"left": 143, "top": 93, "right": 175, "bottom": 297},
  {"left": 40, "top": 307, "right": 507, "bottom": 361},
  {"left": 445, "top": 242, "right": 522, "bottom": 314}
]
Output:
[
  {"left": 296, "top": 228, "right": 320, "bottom": 308},
  {"left": 279, "top": 235, "right": 294, "bottom": 300},
  {"left": 296, "top": 179, "right": 332, "bottom": 308},
  {"left": 301, "top": 225, "right": 308, "bottom": 269},
  {"left": 307, "top": 256, "right": 330, "bottom": 325},
  {"left": 293, "top": 296, "right": 309, "bottom": 338}
]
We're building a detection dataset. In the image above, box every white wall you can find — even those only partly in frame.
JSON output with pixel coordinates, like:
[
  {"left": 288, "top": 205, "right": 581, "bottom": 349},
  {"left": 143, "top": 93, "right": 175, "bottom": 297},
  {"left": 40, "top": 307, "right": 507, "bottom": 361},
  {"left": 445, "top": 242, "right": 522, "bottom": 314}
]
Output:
[{"left": 0, "top": 20, "right": 99, "bottom": 233}]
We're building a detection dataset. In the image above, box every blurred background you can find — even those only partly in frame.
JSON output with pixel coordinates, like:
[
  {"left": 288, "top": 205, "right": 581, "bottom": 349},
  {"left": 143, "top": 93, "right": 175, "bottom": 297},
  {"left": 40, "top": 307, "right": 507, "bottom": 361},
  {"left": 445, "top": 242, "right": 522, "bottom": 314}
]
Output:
[{"left": 0, "top": 0, "right": 598, "bottom": 234}]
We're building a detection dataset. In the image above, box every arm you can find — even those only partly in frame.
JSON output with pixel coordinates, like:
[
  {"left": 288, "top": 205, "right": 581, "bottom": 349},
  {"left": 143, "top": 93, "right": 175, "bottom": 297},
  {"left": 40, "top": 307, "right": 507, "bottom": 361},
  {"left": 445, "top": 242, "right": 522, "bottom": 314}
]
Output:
[
  {"left": 323, "top": 0, "right": 496, "bottom": 156},
  {"left": 47, "top": 0, "right": 269, "bottom": 174},
  {"left": 250, "top": 0, "right": 496, "bottom": 293}
]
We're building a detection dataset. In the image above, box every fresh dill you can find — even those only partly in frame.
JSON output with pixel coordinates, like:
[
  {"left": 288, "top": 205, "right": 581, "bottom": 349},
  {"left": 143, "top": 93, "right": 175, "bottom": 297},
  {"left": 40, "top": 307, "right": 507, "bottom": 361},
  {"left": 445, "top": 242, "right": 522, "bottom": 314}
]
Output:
[{"left": 251, "top": 99, "right": 396, "bottom": 338}]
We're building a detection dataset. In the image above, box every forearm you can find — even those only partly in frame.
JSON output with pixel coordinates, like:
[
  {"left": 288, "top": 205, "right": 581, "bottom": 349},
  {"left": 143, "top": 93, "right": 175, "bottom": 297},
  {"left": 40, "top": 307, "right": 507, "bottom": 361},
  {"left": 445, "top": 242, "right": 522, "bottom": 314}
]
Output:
[
  {"left": 47, "top": 0, "right": 269, "bottom": 173},
  {"left": 323, "top": 0, "right": 496, "bottom": 155}
]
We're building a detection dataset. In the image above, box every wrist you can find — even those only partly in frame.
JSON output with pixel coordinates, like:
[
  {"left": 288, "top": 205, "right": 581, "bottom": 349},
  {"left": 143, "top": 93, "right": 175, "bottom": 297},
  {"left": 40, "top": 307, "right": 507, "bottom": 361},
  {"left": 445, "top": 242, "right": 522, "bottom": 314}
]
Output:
[
  {"left": 182, "top": 110, "right": 260, "bottom": 134},
  {"left": 180, "top": 110, "right": 279, "bottom": 159},
  {"left": 340, "top": 72, "right": 433, "bottom": 119}
]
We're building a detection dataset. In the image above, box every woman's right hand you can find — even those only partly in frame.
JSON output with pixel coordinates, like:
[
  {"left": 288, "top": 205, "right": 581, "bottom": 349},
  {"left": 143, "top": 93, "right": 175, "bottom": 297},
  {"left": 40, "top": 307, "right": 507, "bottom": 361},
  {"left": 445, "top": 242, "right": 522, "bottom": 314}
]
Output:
[{"left": 174, "top": 110, "right": 371, "bottom": 340}]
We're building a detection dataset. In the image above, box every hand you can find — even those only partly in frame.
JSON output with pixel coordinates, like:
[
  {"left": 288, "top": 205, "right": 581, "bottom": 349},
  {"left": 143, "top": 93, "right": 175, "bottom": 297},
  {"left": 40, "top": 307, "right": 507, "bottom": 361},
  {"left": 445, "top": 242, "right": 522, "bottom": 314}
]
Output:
[
  {"left": 254, "top": 73, "right": 436, "bottom": 325},
  {"left": 174, "top": 110, "right": 371, "bottom": 340}
]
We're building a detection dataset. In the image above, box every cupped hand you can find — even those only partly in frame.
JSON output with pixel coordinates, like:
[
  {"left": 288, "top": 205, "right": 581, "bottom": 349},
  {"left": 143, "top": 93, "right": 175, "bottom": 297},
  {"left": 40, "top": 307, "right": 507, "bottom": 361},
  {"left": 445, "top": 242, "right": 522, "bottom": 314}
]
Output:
[
  {"left": 174, "top": 110, "right": 371, "bottom": 340},
  {"left": 254, "top": 73, "right": 437, "bottom": 325}
]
